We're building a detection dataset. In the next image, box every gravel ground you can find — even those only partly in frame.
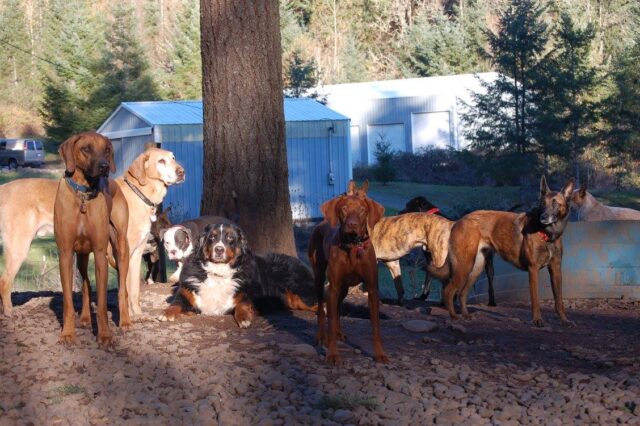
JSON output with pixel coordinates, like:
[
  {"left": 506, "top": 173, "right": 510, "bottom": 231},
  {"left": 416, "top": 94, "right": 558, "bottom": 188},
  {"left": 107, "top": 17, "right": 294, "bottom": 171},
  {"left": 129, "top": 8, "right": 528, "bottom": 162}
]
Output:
[{"left": 1, "top": 285, "right": 639, "bottom": 425}]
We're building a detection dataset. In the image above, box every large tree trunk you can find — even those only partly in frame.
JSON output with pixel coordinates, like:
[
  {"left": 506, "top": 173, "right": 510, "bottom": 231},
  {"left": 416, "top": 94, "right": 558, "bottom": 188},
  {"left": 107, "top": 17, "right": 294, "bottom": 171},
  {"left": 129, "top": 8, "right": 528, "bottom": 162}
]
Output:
[{"left": 199, "top": 0, "right": 296, "bottom": 256}]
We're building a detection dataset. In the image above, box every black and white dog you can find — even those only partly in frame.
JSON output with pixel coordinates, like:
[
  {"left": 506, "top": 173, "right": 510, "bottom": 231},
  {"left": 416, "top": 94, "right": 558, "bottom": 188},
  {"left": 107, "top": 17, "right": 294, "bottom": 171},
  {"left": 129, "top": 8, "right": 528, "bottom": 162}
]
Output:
[{"left": 160, "top": 223, "right": 317, "bottom": 328}]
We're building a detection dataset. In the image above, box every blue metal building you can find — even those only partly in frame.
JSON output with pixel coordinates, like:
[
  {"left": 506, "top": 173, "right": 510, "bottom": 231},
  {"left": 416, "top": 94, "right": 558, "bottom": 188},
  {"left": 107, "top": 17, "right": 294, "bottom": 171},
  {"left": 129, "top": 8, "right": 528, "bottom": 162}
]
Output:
[
  {"left": 321, "top": 72, "right": 499, "bottom": 166},
  {"left": 97, "top": 99, "right": 351, "bottom": 221}
]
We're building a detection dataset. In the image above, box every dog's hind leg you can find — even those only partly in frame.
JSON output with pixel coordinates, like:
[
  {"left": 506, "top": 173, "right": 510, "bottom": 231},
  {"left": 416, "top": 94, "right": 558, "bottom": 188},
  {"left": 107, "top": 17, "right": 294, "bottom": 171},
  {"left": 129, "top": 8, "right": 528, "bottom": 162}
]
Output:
[
  {"left": 418, "top": 250, "right": 433, "bottom": 300},
  {"left": 485, "top": 252, "right": 496, "bottom": 307},
  {"left": 446, "top": 225, "right": 480, "bottom": 320},
  {"left": 384, "top": 260, "right": 404, "bottom": 305},
  {"left": 459, "top": 251, "right": 486, "bottom": 320},
  {"left": 77, "top": 253, "right": 92, "bottom": 328},
  {"left": 0, "top": 230, "right": 33, "bottom": 316}
]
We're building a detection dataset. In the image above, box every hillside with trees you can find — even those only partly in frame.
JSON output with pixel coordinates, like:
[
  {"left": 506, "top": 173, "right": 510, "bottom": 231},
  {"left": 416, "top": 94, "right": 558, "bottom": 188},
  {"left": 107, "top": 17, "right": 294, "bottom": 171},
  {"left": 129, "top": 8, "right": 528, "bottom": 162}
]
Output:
[{"left": 0, "top": 0, "right": 639, "bottom": 185}]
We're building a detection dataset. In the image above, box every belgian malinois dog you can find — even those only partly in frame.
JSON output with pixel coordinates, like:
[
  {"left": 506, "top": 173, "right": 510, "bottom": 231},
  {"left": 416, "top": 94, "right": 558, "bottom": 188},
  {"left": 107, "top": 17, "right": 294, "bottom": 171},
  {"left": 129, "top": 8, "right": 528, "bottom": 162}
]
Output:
[{"left": 430, "top": 176, "right": 575, "bottom": 327}]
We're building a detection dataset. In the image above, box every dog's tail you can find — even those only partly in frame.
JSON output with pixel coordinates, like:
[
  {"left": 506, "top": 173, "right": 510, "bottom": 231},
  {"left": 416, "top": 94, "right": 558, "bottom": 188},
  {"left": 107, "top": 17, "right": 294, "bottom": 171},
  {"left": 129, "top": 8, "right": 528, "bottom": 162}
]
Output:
[{"left": 425, "top": 258, "right": 450, "bottom": 281}]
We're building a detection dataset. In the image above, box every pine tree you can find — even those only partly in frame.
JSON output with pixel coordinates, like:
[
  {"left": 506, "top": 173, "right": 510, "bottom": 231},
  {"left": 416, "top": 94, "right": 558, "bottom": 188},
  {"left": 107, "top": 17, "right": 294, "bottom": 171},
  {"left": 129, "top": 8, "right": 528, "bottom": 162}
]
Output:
[
  {"left": 284, "top": 50, "right": 322, "bottom": 99},
  {"left": 535, "top": 13, "right": 598, "bottom": 183},
  {"left": 85, "top": 1, "right": 159, "bottom": 130},
  {"left": 162, "top": 0, "right": 201, "bottom": 99},
  {"left": 39, "top": 0, "right": 100, "bottom": 141},
  {"left": 462, "top": 0, "right": 549, "bottom": 183}
]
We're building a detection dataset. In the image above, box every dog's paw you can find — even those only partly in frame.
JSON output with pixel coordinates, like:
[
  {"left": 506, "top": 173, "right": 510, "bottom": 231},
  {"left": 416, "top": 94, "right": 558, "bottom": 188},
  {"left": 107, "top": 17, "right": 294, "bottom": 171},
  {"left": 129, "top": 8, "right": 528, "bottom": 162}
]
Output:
[
  {"left": 561, "top": 319, "right": 576, "bottom": 327},
  {"left": 374, "top": 353, "right": 390, "bottom": 364},
  {"left": 237, "top": 319, "right": 252, "bottom": 329},
  {"left": 325, "top": 353, "right": 342, "bottom": 365},
  {"left": 532, "top": 318, "right": 545, "bottom": 327},
  {"left": 97, "top": 333, "right": 114, "bottom": 349},
  {"left": 58, "top": 332, "right": 78, "bottom": 346},
  {"left": 157, "top": 313, "right": 175, "bottom": 322},
  {"left": 145, "top": 278, "right": 154, "bottom": 285},
  {"left": 79, "top": 316, "right": 92, "bottom": 328}
]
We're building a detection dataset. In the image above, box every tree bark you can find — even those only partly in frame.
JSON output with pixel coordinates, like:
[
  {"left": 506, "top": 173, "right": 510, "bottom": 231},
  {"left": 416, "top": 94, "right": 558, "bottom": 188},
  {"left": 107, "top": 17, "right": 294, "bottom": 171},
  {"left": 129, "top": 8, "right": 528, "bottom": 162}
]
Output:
[{"left": 200, "top": 0, "right": 296, "bottom": 256}]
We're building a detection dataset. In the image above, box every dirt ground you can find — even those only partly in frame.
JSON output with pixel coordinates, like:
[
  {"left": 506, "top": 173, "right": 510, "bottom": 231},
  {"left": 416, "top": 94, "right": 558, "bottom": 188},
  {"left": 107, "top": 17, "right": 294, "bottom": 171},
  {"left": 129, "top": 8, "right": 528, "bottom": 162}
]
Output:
[{"left": 1, "top": 284, "right": 639, "bottom": 425}]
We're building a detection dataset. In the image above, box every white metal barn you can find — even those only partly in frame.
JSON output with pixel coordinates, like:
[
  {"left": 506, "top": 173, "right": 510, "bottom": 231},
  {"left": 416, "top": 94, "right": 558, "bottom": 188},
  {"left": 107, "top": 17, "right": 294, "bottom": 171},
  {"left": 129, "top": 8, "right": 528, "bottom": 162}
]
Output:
[
  {"left": 321, "top": 72, "right": 499, "bottom": 165},
  {"left": 97, "top": 99, "right": 351, "bottom": 221}
]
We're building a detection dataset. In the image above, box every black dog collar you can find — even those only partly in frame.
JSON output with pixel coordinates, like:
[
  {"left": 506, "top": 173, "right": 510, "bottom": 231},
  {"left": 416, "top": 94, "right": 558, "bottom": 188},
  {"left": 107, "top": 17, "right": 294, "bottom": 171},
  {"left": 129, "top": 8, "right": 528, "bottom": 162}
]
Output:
[
  {"left": 65, "top": 177, "right": 98, "bottom": 214},
  {"left": 124, "top": 177, "right": 158, "bottom": 221}
]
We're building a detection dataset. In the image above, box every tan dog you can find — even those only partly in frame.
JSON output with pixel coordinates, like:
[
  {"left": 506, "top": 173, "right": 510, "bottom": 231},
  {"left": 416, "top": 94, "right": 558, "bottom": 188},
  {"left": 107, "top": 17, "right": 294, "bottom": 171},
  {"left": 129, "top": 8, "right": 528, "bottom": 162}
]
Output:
[
  {"left": 0, "top": 148, "right": 183, "bottom": 318},
  {"left": 114, "top": 148, "right": 185, "bottom": 317},
  {"left": 308, "top": 181, "right": 388, "bottom": 364},
  {"left": 571, "top": 185, "right": 640, "bottom": 220},
  {"left": 54, "top": 132, "right": 131, "bottom": 345}
]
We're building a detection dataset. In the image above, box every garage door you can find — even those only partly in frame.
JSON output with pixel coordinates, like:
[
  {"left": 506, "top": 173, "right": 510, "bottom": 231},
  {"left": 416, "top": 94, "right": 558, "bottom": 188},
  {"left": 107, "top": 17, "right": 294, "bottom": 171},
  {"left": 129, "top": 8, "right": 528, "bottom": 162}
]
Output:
[
  {"left": 366, "top": 123, "right": 405, "bottom": 165},
  {"left": 411, "top": 111, "right": 453, "bottom": 150}
]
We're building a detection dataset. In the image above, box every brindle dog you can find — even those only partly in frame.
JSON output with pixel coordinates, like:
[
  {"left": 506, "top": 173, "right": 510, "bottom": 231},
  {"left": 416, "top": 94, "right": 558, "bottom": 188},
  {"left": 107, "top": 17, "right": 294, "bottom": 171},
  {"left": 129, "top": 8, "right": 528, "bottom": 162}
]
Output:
[{"left": 431, "top": 176, "right": 575, "bottom": 326}]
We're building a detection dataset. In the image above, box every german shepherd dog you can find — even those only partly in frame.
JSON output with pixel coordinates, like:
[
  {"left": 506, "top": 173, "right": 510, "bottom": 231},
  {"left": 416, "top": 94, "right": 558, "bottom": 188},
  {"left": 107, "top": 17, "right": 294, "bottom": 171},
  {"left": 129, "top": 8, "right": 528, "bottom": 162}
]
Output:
[{"left": 429, "top": 176, "right": 574, "bottom": 326}]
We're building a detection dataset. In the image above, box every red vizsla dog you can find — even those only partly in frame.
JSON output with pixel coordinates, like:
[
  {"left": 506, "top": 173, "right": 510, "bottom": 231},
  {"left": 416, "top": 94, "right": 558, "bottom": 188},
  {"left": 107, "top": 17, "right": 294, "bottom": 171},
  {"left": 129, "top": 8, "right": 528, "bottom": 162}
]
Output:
[
  {"left": 54, "top": 132, "right": 131, "bottom": 346},
  {"left": 308, "top": 180, "right": 388, "bottom": 364}
]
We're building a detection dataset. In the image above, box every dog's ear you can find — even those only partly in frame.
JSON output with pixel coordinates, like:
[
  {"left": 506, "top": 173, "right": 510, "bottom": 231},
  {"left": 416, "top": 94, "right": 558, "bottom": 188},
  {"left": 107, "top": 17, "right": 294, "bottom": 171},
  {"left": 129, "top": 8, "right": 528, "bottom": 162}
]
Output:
[
  {"left": 539, "top": 175, "right": 550, "bottom": 198},
  {"left": 579, "top": 183, "right": 587, "bottom": 197},
  {"left": 107, "top": 140, "right": 116, "bottom": 173},
  {"left": 562, "top": 178, "right": 575, "bottom": 200},
  {"left": 346, "top": 180, "right": 356, "bottom": 196},
  {"left": 365, "top": 198, "right": 385, "bottom": 230},
  {"left": 128, "top": 152, "right": 150, "bottom": 186},
  {"left": 321, "top": 197, "right": 341, "bottom": 227},
  {"left": 361, "top": 180, "right": 369, "bottom": 194},
  {"left": 59, "top": 134, "right": 82, "bottom": 175},
  {"left": 235, "top": 225, "right": 249, "bottom": 254}
]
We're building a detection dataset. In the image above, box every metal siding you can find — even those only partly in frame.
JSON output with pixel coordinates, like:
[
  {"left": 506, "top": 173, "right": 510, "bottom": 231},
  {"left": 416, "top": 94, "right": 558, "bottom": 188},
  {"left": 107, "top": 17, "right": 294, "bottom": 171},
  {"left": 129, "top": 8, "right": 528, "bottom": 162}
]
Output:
[
  {"left": 101, "top": 108, "right": 149, "bottom": 133},
  {"left": 161, "top": 141, "right": 203, "bottom": 222},
  {"left": 113, "top": 136, "right": 151, "bottom": 178},
  {"left": 156, "top": 125, "right": 203, "bottom": 143}
]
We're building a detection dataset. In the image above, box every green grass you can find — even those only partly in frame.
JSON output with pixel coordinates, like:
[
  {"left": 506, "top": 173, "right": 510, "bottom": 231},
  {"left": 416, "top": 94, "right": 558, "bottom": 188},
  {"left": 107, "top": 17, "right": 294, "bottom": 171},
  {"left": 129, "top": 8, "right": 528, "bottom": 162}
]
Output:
[
  {"left": 366, "top": 181, "right": 521, "bottom": 217},
  {"left": 316, "top": 393, "right": 378, "bottom": 411},
  {"left": 0, "top": 169, "right": 59, "bottom": 186},
  {"left": 592, "top": 189, "right": 640, "bottom": 210}
]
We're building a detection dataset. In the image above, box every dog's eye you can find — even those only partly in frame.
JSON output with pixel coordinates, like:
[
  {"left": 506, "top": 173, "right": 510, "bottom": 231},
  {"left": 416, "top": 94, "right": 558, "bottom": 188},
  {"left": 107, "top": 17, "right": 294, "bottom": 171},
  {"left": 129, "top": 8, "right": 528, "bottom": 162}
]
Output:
[
  {"left": 227, "top": 237, "right": 235, "bottom": 243},
  {"left": 81, "top": 146, "right": 91, "bottom": 153}
]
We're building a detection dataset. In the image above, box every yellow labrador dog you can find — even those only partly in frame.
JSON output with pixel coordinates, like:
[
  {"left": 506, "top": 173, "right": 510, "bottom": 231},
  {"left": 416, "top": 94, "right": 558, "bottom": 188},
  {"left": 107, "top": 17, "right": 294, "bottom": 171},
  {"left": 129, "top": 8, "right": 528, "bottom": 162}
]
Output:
[{"left": 0, "top": 148, "right": 184, "bottom": 317}]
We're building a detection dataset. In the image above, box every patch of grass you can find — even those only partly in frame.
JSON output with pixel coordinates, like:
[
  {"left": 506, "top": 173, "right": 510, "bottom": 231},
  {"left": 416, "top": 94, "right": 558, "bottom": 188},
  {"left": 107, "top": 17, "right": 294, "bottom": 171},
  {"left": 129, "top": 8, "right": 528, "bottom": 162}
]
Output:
[
  {"left": 0, "top": 169, "right": 59, "bottom": 186},
  {"left": 592, "top": 190, "right": 640, "bottom": 210},
  {"left": 316, "top": 393, "right": 378, "bottom": 411},
  {"left": 46, "top": 384, "right": 86, "bottom": 405}
]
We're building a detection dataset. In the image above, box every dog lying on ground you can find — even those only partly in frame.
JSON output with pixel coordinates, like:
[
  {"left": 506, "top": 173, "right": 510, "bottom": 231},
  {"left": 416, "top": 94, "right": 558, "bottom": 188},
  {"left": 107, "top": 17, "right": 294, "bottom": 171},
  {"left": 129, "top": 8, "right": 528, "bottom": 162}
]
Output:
[
  {"left": 160, "top": 222, "right": 316, "bottom": 327},
  {"left": 0, "top": 147, "right": 184, "bottom": 318},
  {"left": 429, "top": 176, "right": 575, "bottom": 326},
  {"left": 53, "top": 132, "right": 131, "bottom": 345},
  {"left": 161, "top": 215, "right": 234, "bottom": 284},
  {"left": 571, "top": 184, "right": 640, "bottom": 220},
  {"left": 309, "top": 180, "right": 388, "bottom": 364},
  {"left": 374, "top": 196, "right": 496, "bottom": 306}
]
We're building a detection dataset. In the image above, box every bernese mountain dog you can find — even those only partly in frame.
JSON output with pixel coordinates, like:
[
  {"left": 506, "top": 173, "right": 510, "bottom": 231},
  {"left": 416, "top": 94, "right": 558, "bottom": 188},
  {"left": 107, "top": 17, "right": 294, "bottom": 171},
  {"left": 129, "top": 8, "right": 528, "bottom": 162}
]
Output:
[{"left": 160, "top": 222, "right": 317, "bottom": 328}]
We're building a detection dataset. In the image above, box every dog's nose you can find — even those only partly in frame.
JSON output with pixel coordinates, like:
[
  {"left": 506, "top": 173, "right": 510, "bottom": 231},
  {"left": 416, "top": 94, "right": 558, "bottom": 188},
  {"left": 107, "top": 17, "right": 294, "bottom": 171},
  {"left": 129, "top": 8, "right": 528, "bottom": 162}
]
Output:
[
  {"left": 176, "top": 167, "right": 185, "bottom": 179},
  {"left": 346, "top": 218, "right": 359, "bottom": 231},
  {"left": 214, "top": 246, "right": 225, "bottom": 256},
  {"left": 98, "top": 161, "right": 109, "bottom": 172}
]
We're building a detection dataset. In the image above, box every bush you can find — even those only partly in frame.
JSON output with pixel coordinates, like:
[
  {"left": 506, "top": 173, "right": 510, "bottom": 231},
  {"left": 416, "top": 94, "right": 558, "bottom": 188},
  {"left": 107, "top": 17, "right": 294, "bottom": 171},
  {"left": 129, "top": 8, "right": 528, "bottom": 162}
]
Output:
[{"left": 373, "top": 138, "right": 396, "bottom": 184}]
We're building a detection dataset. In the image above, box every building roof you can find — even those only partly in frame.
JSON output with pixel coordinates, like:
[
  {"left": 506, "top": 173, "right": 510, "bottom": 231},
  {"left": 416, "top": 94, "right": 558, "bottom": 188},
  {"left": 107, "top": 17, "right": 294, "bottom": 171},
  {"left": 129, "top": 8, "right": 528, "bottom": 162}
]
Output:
[
  {"left": 321, "top": 72, "right": 500, "bottom": 101},
  {"left": 110, "top": 98, "right": 348, "bottom": 127}
]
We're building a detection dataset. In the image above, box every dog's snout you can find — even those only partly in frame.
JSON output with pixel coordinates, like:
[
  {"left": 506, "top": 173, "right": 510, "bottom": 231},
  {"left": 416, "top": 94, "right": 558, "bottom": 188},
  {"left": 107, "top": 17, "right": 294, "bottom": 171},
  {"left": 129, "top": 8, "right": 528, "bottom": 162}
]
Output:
[
  {"left": 214, "top": 246, "right": 225, "bottom": 256},
  {"left": 346, "top": 217, "right": 359, "bottom": 230},
  {"left": 176, "top": 167, "right": 185, "bottom": 178},
  {"left": 98, "top": 161, "right": 109, "bottom": 172}
]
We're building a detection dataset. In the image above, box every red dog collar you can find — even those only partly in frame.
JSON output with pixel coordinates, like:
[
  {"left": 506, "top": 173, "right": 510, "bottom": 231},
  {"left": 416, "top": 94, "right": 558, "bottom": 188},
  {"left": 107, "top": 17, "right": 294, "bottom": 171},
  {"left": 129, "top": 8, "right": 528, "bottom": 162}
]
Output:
[
  {"left": 537, "top": 231, "right": 550, "bottom": 242},
  {"left": 426, "top": 207, "right": 439, "bottom": 215}
]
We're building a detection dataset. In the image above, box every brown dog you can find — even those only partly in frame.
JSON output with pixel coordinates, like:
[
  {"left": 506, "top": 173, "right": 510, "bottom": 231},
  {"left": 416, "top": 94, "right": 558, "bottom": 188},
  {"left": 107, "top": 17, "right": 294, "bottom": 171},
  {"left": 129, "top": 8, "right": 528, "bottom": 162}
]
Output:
[
  {"left": 432, "top": 176, "right": 574, "bottom": 326},
  {"left": 53, "top": 132, "right": 131, "bottom": 345},
  {"left": 308, "top": 180, "right": 388, "bottom": 364}
]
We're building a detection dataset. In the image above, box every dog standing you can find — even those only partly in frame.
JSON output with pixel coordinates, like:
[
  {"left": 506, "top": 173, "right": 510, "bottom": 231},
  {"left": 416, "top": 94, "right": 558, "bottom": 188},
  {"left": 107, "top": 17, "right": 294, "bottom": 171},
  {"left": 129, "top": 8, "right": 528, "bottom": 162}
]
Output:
[
  {"left": 141, "top": 209, "right": 172, "bottom": 285},
  {"left": 432, "top": 176, "right": 574, "bottom": 326},
  {"left": 308, "top": 180, "right": 388, "bottom": 364},
  {"left": 373, "top": 196, "right": 497, "bottom": 306},
  {"left": 571, "top": 185, "right": 640, "bottom": 220},
  {"left": 54, "top": 132, "right": 131, "bottom": 345},
  {"left": 161, "top": 223, "right": 316, "bottom": 327}
]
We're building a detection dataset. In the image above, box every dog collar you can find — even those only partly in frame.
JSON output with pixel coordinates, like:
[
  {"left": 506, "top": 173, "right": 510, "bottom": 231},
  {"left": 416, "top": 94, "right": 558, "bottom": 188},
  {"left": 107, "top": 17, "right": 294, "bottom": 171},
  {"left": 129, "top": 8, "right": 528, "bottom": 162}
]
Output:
[
  {"left": 124, "top": 177, "right": 159, "bottom": 221},
  {"left": 65, "top": 177, "right": 98, "bottom": 214},
  {"left": 426, "top": 207, "right": 439, "bottom": 215},
  {"left": 339, "top": 235, "right": 371, "bottom": 258}
]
